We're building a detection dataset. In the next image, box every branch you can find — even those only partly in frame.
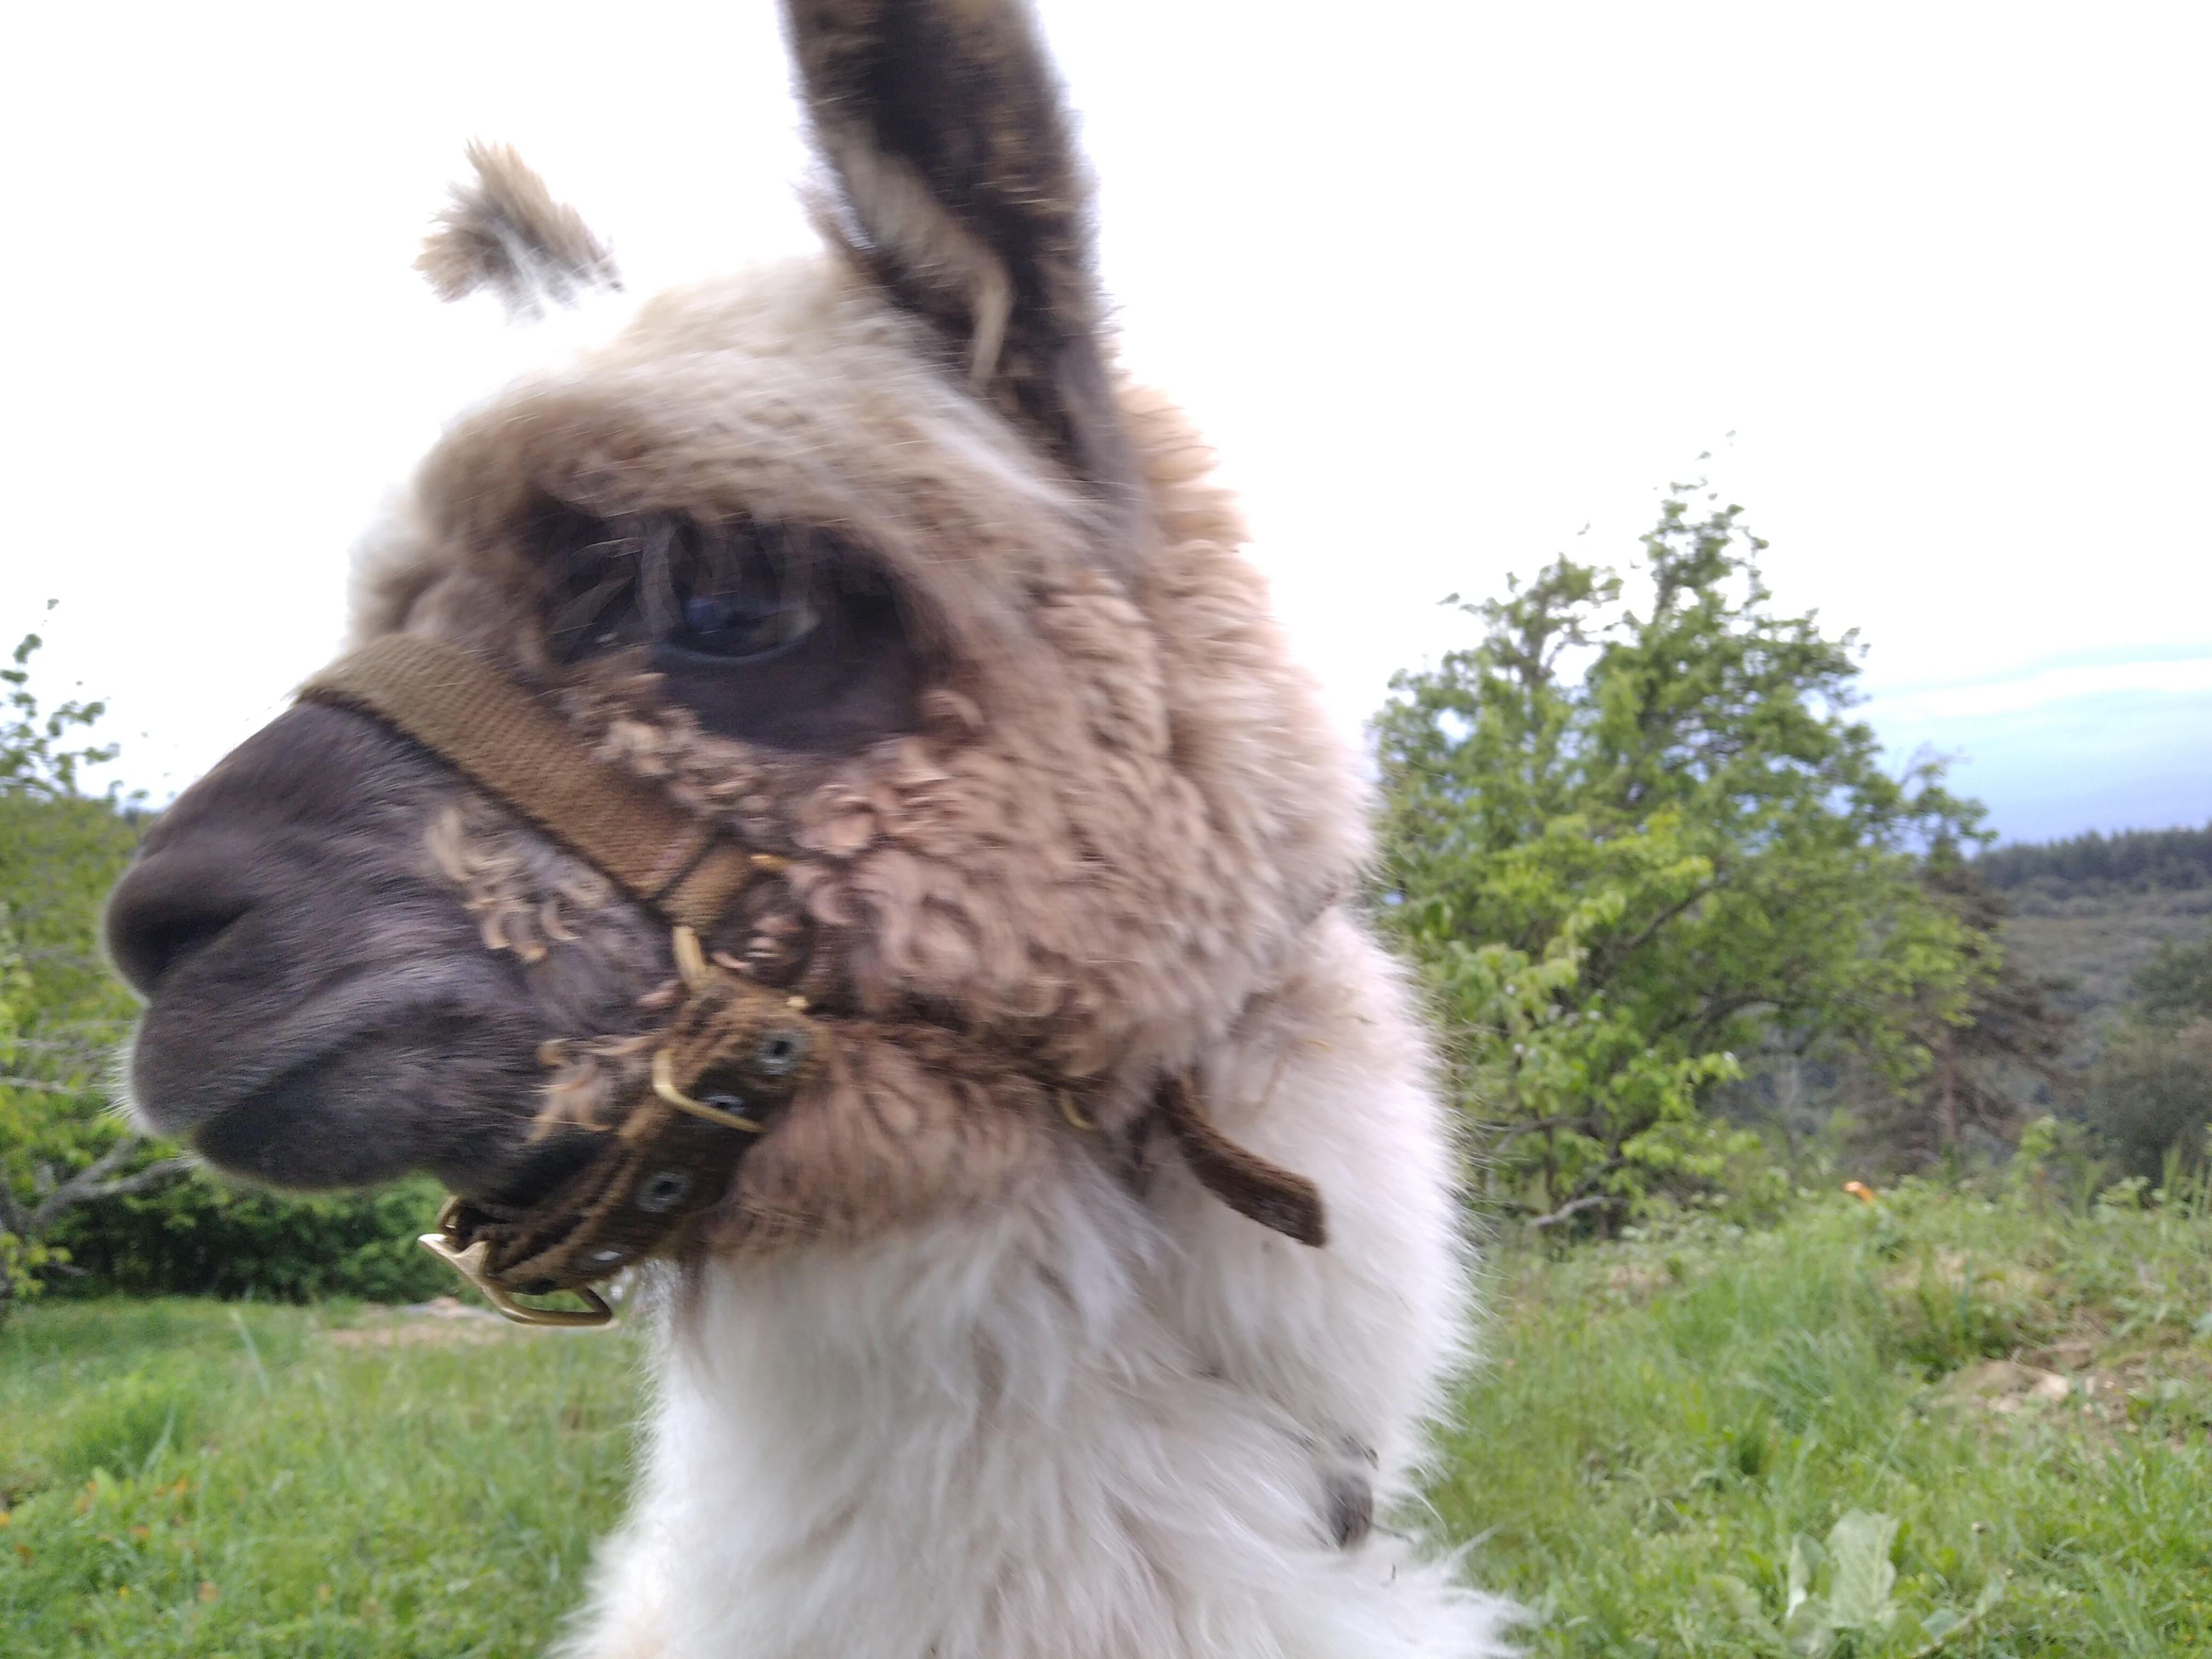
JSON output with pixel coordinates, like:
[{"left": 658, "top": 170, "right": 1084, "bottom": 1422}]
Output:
[
  {"left": 1528, "top": 1193, "right": 1624, "bottom": 1232},
  {"left": 1581, "top": 881, "right": 1721, "bottom": 990},
  {"left": 1, "top": 1031, "right": 132, "bottom": 1052},
  {"left": 27, "top": 1141, "right": 193, "bottom": 1232},
  {"left": 1480, "top": 1113, "right": 1599, "bottom": 1146},
  {"left": 0, "top": 1074, "right": 109, "bottom": 1096}
]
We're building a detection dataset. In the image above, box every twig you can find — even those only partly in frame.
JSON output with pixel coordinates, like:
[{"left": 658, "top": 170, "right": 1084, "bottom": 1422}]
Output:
[
  {"left": 27, "top": 1141, "right": 193, "bottom": 1231},
  {"left": 1528, "top": 1193, "right": 1624, "bottom": 1231},
  {"left": 1480, "top": 1114, "right": 1597, "bottom": 1146},
  {"left": 0, "top": 1074, "right": 106, "bottom": 1095}
]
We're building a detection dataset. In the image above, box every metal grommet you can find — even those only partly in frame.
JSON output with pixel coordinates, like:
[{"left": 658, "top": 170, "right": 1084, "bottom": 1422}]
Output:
[
  {"left": 635, "top": 1169, "right": 692, "bottom": 1214},
  {"left": 754, "top": 1028, "right": 809, "bottom": 1077}
]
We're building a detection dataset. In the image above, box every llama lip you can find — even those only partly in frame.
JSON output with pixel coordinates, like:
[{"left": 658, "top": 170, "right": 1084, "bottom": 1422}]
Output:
[
  {"left": 188, "top": 1024, "right": 592, "bottom": 1197},
  {"left": 129, "top": 969, "right": 557, "bottom": 1187}
]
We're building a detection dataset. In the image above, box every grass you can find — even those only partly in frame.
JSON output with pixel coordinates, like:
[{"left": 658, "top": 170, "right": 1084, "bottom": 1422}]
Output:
[
  {"left": 1441, "top": 1182, "right": 2212, "bottom": 1655},
  {"left": 0, "top": 1300, "right": 641, "bottom": 1656},
  {"left": 2, "top": 1184, "right": 2208, "bottom": 1655}
]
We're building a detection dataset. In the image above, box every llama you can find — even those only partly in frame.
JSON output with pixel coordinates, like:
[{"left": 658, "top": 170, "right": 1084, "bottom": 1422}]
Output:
[{"left": 103, "top": 3, "right": 1516, "bottom": 1655}]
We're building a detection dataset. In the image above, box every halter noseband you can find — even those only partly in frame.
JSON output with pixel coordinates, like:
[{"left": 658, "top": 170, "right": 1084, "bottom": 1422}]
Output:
[{"left": 301, "top": 634, "right": 1324, "bottom": 1325}]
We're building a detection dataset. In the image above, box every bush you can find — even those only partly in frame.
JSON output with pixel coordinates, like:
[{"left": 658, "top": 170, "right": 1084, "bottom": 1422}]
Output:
[
  {"left": 2086, "top": 931, "right": 2212, "bottom": 1178},
  {"left": 45, "top": 1171, "right": 453, "bottom": 1303},
  {"left": 2090, "top": 1020, "right": 2212, "bottom": 1179}
]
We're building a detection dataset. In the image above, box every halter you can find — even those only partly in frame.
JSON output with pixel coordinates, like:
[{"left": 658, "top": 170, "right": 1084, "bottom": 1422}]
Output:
[{"left": 301, "top": 634, "right": 1324, "bottom": 1325}]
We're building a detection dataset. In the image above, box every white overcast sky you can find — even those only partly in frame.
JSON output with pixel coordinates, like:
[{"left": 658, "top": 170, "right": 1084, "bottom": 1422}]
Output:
[{"left": 2, "top": 2, "right": 2207, "bottom": 843}]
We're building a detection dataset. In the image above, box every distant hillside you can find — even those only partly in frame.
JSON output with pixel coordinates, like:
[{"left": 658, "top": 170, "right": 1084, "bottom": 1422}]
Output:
[{"left": 1977, "top": 823, "right": 2212, "bottom": 1048}]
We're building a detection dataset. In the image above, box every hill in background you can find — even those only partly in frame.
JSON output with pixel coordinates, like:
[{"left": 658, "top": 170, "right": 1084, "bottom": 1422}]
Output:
[{"left": 1979, "top": 824, "right": 2212, "bottom": 1039}]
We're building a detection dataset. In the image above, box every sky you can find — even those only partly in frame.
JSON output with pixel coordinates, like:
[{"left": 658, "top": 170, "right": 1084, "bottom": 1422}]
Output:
[{"left": 2, "top": 2, "right": 2207, "bottom": 845}]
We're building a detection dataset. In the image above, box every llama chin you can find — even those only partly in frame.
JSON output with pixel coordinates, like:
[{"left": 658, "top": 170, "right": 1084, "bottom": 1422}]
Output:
[{"left": 104, "top": 2, "right": 1520, "bottom": 1653}]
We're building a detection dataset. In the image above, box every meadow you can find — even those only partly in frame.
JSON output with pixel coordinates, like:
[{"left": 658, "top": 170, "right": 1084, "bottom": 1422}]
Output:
[{"left": 3, "top": 1182, "right": 2208, "bottom": 1657}]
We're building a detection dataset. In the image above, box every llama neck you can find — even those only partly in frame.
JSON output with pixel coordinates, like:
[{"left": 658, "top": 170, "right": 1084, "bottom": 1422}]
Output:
[
  {"left": 633, "top": 1182, "right": 1315, "bottom": 1657},
  {"left": 569, "top": 916, "right": 1513, "bottom": 1659}
]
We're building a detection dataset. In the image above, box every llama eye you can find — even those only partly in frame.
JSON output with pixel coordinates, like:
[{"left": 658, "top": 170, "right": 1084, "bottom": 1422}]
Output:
[
  {"left": 536, "top": 505, "right": 920, "bottom": 750},
  {"left": 674, "top": 592, "right": 822, "bottom": 659}
]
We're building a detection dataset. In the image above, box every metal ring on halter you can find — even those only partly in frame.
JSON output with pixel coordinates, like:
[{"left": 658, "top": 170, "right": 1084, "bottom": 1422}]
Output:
[
  {"left": 652, "top": 1048, "right": 769, "bottom": 1133},
  {"left": 420, "top": 1199, "right": 614, "bottom": 1328},
  {"left": 671, "top": 924, "right": 712, "bottom": 991}
]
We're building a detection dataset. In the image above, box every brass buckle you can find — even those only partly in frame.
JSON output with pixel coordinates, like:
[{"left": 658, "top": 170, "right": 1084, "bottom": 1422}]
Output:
[
  {"left": 419, "top": 1200, "right": 614, "bottom": 1328},
  {"left": 651, "top": 1048, "right": 769, "bottom": 1133}
]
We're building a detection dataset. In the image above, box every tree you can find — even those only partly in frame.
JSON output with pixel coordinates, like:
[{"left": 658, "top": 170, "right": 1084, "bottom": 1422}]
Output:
[
  {"left": 1871, "top": 849, "right": 2075, "bottom": 1164},
  {"left": 1373, "top": 492, "right": 1989, "bottom": 1224},
  {"left": 1976, "top": 824, "right": 2212, "bottom": 898},
  {"left": 0, "top": 623, "right": 183, "bottom": 1310}
]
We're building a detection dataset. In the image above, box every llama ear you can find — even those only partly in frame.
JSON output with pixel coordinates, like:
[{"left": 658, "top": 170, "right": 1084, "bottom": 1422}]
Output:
[
  {"left": 785, "top": 0, "right": 1138, "bottom": 525},
  {"left": 417, "top": 141, "right": 621, "bottom": 320}
]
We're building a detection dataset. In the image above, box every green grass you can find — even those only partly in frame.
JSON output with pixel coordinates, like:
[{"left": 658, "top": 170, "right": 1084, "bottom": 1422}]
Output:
[
  {"left": 1441, "top": 1183, "right": 2212, "bottom": 1655},
  {"left": 0, "top": 1300, "right": 640, "bottom": 1656},
  {"left": 3, "top": 1185, "right": 2209, "bottom": 1655}
]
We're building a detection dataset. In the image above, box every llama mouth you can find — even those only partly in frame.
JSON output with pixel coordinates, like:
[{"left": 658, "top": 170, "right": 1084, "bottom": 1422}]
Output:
[
  {"left": 190, "top": 1031, "right": 591, "bottom": 1196},
  {"left": 131, "top": 972, "right": 567, "bottom": 1193}
]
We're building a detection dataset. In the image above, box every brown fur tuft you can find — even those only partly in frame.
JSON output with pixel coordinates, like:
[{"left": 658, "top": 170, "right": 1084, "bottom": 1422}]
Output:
[{"left": 416, "top": 140, "right": 620, "bottom": 318}]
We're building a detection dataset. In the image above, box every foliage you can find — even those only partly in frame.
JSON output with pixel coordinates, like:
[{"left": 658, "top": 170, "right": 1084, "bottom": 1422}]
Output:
[
  {"left": 1, "top": 618, "right": 122, "bottom": 799},
  {"left": 1374, "top": 494, "right": 1989, "bottom": 1221},
  {"left": 44, "top": 1173, "right": 454, "bottom": 1304},
  {"left": 1714, "top": 1509, "right": 2005, "bottom": 1656},
  {"left": 1853, "top": 854, "right": 2075, "bottom": 1166},
  {"left": 1977, "top": 822, "right": 2212, "bottom": 898},
  {"left": 0, "top": 625, "right": 171, "bottom": 1309},
  {"left": 2086, "top": 930, "right": 2212, "bottom": 1179},
  {"left": 2129, "top": 932, "right": 2212, "bottom": 1023}
]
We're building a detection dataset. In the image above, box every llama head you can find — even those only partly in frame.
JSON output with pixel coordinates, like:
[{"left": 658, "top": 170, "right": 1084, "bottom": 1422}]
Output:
[{"left": 105, "top": 0, "right": 1363, "bottom": 1248}]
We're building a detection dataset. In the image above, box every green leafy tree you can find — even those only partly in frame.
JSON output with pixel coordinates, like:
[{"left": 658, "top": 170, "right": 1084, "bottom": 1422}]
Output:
[
  {"left": 0, "top": 622, "right": 183, "bottom": 1309},
  {"left": 1374, "top": 493, "right": 1989, "bottom": 1224}
]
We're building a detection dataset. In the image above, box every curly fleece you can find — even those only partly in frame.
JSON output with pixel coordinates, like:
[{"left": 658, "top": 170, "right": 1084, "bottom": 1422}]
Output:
[{"left": 352, "top": 265, "right": 1369, "bottom": 1250}]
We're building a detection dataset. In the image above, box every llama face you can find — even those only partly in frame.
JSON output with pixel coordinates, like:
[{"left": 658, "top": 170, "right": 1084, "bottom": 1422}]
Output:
[{"left": 104, "top": 0, "right": 1365, "bottom": 1239}]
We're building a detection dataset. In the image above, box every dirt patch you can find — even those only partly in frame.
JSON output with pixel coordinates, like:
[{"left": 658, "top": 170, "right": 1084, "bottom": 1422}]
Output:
[
  {"left": 2022, "top": 1337, "right": 2097, "bottom": 1372},
  {"left": 1940, "top": 1359, "right": 2072, "bottom": 1414},
  {"left": 326, "top": 1296, "right": 515, "bottom": 1348}
]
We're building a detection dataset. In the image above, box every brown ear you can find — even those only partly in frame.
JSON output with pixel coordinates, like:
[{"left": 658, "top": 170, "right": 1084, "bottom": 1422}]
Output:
[
  {"left": 784, "top": 0, "right": 1138, "bottom": 529},
  {"left": 417, "top": 141, "right": 620, "bottom": 320}
]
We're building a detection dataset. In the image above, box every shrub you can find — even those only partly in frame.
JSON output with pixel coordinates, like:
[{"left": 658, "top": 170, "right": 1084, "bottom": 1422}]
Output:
[{"left": 46, "top": 1171, "right": 452, "bottom": 1303}]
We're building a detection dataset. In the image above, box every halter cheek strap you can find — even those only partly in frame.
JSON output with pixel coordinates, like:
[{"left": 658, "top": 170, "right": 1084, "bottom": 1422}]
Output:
[{"left": 300, "top": 633, "right": 1325, "bottom": 1325}]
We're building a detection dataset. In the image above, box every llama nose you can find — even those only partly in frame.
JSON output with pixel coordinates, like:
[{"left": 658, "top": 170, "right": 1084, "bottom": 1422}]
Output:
[{"left": 105, "top": 854, "right": 257, "bottom": 996}]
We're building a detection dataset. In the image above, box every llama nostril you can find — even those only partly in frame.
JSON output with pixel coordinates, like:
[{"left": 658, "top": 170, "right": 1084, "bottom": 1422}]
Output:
[{"left": 105, "top": 870, "right": 255, "bottom": 995}]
